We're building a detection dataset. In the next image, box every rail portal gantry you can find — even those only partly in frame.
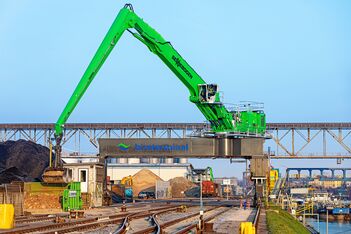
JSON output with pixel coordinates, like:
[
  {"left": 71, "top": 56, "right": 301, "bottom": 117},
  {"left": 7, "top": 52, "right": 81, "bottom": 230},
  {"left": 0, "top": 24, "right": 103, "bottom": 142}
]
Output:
[{"left": 0, "top": 122, "right": 350, "bottom": 159}]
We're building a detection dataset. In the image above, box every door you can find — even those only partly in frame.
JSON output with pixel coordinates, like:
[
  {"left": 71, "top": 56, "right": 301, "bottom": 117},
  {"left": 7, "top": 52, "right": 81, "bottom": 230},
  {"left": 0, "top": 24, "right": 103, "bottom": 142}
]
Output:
[{"left": 79, "top": 169, "right": 88, "bottom": 193}]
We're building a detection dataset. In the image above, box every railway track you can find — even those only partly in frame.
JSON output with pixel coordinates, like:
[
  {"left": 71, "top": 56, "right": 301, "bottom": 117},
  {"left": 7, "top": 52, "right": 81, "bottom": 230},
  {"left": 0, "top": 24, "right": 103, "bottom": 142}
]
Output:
[
  {"left": 1, "top": 205, "right": 178, "bottom": 234},
  {"left": 15, "top": 214, "right": 69, "bottom": 224},
  {"left": 162, "top": 206, "right": 230, "bottom": 234},
  {"left": 2, "top": 204, "right": 245, "bottom": 234},
  {"left": 113, "top": 205, "right": 183, "bottom": 233},
  {"left": 115, "top": 205, "right": 230, "bottom": 234}
]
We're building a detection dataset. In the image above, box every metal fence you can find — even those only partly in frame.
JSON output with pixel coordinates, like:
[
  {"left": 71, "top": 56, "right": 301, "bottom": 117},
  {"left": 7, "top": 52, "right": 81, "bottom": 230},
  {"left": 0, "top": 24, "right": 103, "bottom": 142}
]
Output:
[{"left": 0, "top": 183, "right": 24, "bottom": 216}]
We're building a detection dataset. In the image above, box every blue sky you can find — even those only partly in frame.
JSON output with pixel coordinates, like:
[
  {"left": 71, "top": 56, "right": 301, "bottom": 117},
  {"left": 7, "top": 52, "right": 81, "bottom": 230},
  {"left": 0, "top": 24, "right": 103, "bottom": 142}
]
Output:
[{"left": 0, "top": 1, "right": 350, "bottom": 177}]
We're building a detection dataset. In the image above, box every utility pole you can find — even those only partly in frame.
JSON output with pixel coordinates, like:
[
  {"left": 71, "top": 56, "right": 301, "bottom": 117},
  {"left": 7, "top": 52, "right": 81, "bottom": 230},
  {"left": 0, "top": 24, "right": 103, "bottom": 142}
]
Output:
[
  {"left": 326, "top": 208, "right": 328, "bottom": 234},
  {"left": 199, "top": 174, "right": 204, "bottom": 232},
  {"left": 326, "top": 206, "right": 333, "bottom": 234}
]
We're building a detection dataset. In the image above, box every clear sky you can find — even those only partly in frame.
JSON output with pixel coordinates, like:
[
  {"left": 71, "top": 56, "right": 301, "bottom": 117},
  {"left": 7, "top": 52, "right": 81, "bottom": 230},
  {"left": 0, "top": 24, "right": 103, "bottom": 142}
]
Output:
[{"left": 0, "top": 1, "right": 350, "bottom": 177}]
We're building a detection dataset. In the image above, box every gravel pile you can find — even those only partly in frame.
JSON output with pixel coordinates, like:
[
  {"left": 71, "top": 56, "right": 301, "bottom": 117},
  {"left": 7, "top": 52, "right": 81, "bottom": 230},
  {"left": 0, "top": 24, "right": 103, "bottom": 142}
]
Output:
[{"left": 169, "top": 177, "right": 197, "bottom": 198}]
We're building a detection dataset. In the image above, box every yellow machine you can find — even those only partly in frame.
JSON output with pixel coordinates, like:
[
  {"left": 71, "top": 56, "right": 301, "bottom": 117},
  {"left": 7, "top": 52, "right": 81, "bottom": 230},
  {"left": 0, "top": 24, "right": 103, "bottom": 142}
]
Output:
[
  {"left": 267, "top": 169, "right": 279, "bottom": 193},
  {"left": 121, "top": 176, "right": 133, "bottom": 186},
  {"left": 121, "top": 176, "right": 133, "bottom": 198}
]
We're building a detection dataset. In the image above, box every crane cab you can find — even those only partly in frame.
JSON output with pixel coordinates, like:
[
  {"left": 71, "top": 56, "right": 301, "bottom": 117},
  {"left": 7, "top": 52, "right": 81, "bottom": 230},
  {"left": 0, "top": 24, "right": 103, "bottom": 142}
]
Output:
[{"left": 198, "top": 84, "right": 219, "bottom": 104}]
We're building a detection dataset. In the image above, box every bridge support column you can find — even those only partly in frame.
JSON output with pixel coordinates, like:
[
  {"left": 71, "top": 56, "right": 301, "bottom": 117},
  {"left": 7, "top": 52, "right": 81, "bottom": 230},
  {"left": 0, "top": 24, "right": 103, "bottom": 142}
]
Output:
[{"left": 250, "top": 156, "right": 269, "bottom": 201}]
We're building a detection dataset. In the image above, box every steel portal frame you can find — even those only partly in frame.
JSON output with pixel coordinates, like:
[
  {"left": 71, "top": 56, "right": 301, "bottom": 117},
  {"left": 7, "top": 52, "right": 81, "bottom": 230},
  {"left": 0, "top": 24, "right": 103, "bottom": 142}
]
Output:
[{"left": 0, "top": 123, "right": 350, "bottom": 159}]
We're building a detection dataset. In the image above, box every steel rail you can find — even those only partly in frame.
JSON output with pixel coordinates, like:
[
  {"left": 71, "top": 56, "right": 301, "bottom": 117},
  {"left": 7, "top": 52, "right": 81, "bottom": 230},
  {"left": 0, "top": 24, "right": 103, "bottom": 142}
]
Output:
[
  {"left": 40, "top": 216, "right": 126, "bottom": 234},
  {"left": 113, "top": 205, "right": 180, "bottom": 234},
  {"left": 172, "top": 206, "right": 230, "bottom": 234},
  {"left": 4, "top": 213, "right": 129, "bottom": 234},
  {"left": 15, "top": 215, "right": 67, "bottom": 224},
  {"left": 132, "top": 206, "right": 226, "bottom": 234},
  {"left": 253, "top": 206, "right": 261, "bottom": 230}
]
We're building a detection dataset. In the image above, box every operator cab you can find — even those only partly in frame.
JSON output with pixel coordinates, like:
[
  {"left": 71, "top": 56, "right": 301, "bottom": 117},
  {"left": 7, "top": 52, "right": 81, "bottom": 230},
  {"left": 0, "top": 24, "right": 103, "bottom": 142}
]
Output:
[{"left": 198, "top": 84, "right": 218, "bottom": 103}]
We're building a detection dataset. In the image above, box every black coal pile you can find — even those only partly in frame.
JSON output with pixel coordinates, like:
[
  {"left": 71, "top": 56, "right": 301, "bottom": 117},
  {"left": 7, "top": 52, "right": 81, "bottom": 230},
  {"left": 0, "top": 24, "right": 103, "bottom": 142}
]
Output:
[
  {"left": 0, "top": 167, "right": 33, "bottom": 184},
  {"left": 0, "top": 140, "right": 50, "bottom": 182}
]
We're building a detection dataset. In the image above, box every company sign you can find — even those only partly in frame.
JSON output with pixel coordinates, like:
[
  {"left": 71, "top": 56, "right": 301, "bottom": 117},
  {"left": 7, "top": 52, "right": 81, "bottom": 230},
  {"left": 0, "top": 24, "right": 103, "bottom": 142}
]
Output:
[
  {"left": 98, "top": 138, "right": 263, "bottom": 158},
  {"left": 99, "top": 138, "right": 207, "bottom": 157},
  {"left": 120, "top": 143, "right": 189, "bottom": 152}
]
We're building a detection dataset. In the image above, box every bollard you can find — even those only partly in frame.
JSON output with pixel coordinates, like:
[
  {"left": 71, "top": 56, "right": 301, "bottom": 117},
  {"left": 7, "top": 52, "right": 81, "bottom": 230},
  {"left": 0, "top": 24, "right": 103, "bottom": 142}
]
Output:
[{"left": 239, "top": 222, "right": 256, "bottom": 234}]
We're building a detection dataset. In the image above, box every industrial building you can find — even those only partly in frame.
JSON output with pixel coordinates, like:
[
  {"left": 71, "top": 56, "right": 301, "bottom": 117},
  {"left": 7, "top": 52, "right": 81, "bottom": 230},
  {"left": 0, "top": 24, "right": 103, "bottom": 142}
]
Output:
[{"left": 63, "top": 154, "right": 192, "bottom": 183}]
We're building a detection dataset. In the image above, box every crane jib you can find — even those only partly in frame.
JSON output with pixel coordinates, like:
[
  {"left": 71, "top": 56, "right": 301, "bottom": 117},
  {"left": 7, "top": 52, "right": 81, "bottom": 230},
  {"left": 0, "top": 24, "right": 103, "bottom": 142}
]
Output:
[{"left": 172, "top": 55, "right": 193, "bottom": 79}]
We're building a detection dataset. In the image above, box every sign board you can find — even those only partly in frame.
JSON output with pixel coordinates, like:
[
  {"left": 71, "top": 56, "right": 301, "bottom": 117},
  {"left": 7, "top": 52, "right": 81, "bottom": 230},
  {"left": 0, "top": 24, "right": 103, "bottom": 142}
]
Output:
[
  {"left": 290, "top": 188, "right": 309, "bottom": 195},
  {"left": 223, "top": 179, "right": 231, "bottom": 185},
  {"left": 68, "top": 190, "right": 77, "bottom": 198},
  {"left": 155, "top": 180, "right": 171, "bottom": 199},
  {"left": 98, "top": 138, "right": 263, "bottom": 158}
]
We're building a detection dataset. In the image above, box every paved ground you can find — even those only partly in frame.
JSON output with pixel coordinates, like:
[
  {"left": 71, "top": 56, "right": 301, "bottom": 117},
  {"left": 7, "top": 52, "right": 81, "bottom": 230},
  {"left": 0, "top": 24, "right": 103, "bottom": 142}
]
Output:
[{"left": 209, "top": 207, "right": 254, "bottom": 234}]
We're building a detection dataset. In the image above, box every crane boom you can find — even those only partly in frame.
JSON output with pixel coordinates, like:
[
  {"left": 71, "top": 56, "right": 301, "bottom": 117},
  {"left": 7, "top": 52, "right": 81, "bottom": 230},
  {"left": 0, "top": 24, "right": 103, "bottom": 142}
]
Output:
[
  {"left": 45, "top": 4, "right": 266, "bottom": 183},
  {"left": 55, "top": 4, "right": 236, "bottom": 137}
]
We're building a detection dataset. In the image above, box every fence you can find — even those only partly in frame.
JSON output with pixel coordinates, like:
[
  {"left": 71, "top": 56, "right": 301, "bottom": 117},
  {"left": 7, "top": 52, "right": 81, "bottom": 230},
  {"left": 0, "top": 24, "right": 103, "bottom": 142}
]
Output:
[{"left": 0, "top": 182, "right": 24, "bottom": 216}]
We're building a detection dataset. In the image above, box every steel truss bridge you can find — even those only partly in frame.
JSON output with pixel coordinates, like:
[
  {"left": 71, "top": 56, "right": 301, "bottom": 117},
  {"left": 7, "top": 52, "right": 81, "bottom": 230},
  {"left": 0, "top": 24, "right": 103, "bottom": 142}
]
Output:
[
  {"left": 0, "top": 122, "right": 350, "bottom": 159},
  {"left": 286, "top": 168, "right": 351, "bottom": 182}
]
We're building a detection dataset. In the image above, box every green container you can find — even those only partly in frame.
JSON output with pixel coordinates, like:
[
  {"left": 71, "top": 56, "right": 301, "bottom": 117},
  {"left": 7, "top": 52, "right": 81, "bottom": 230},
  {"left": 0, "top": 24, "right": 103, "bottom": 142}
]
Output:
[{"left": 62, "top": 182, "right": 82, "bottom": 211}]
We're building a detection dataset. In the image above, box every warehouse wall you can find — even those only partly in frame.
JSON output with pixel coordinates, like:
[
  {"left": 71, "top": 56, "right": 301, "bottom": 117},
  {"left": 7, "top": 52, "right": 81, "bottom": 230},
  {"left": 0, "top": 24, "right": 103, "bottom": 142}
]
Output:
[{"left": 107, "top": 164, "right": 191, "bottom": 182}]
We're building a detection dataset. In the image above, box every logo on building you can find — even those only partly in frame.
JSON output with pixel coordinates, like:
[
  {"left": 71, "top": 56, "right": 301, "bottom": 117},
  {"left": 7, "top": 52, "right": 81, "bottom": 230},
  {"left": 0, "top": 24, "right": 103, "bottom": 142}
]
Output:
[
  {"left": 117, "top": 143, "right": 130, "bottom": 151},
  {"left": 116, "top": 142, "right": 189, "bottom": 152}
]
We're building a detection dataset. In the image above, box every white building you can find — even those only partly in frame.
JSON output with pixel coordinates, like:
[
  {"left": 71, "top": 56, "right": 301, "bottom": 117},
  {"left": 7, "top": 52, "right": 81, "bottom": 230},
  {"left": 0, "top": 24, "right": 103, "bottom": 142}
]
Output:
[
  {"left": 107, "top": 157, "right": 192, "bottom": 182},
  {"left": 62, "top": 154, "right": 192, "bottom": 183}
]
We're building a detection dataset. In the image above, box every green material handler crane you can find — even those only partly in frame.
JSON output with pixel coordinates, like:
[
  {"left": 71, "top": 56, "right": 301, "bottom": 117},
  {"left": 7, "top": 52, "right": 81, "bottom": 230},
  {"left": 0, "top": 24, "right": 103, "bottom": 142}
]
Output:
[{"left": 43, "top": 4, "right": 266, "bottom": 183}]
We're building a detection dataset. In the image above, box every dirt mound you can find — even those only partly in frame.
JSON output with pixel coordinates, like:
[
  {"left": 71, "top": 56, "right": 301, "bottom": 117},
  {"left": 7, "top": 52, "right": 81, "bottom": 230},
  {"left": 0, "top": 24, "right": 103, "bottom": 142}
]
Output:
[
  {"left": 132, "top": 169, "right": 162, "bottom": 197},
  {"left": 0, "top": 140, "right": 50, "bottom": 181},
  {"left": 169, "top": 177, "right": 197, "bottom": 198},
  {"left": 0, "top": 167, "right": 33, "bottom": 183},
  {"left": 24, "top": 193, "right": 61, "bottom": 210}
]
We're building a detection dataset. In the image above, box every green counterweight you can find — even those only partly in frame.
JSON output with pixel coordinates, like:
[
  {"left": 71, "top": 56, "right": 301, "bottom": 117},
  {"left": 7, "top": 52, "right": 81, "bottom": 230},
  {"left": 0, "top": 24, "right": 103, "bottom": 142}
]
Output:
[{"left": 55, "top": 4, "right": 266, "bottom": 140}]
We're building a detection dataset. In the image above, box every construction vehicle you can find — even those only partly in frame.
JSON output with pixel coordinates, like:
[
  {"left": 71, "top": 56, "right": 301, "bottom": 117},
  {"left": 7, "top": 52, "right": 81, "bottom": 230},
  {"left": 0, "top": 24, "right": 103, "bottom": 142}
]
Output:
[
  {"left": 110, "top": 176, "right": 133, "bottom": 201},
  {"left": 121, "top": 176, "right": 133, "bottom": 198},
  {"left": 202, "top": 181, "right": 219, "bottom": 197},
  {"left": 191, "top": 167, "right": 218, "bottom": 197},
  {"left": 43, "top": 4, "right": 266, "bottom": 183}
]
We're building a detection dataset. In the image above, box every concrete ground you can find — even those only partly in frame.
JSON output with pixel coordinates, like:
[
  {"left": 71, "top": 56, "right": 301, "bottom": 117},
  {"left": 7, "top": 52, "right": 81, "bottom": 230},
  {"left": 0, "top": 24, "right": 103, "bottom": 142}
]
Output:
[{"left": 209, "top": 207, "right": 254, "bottom": 233}]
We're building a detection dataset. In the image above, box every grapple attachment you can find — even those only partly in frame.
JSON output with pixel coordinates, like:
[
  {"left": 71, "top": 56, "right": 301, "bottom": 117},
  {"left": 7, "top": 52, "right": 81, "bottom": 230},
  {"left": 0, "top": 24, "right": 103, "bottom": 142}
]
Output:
[{"left": 42, "top": 167, "right": 71, "bottom": 184}]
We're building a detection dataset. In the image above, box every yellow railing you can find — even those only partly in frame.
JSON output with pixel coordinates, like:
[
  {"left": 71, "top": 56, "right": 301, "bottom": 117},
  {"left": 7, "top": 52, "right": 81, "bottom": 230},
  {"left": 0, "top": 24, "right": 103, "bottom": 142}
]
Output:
[{"left": 296, "top": 203, "right": 313, "bottom": 215}]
